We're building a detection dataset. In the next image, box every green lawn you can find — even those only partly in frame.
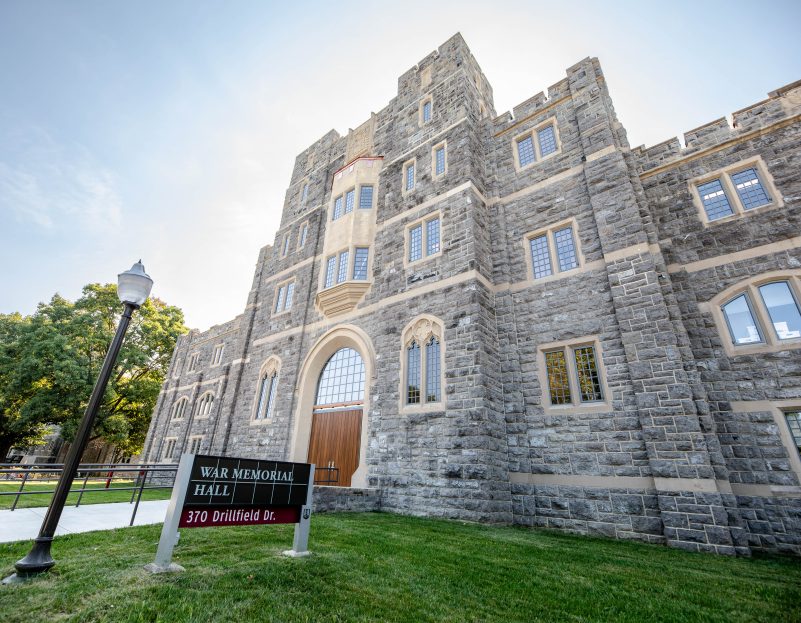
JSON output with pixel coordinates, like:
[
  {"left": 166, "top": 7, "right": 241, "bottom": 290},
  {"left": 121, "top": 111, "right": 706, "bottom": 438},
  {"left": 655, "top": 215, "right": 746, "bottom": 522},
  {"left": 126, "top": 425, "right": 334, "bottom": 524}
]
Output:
[
  {"left": 0, "top": 512, "right": 798, "bottom": 623},
  {"left": 0, "top": 481, "right": 172, "bottom": 510}
]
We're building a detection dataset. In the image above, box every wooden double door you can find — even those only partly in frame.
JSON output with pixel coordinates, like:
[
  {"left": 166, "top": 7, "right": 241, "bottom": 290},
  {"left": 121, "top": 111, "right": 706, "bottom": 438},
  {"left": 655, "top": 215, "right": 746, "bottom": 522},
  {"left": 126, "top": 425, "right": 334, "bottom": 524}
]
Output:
[{"left": 307, "top": 408, "right": 362, "bottom": 487}]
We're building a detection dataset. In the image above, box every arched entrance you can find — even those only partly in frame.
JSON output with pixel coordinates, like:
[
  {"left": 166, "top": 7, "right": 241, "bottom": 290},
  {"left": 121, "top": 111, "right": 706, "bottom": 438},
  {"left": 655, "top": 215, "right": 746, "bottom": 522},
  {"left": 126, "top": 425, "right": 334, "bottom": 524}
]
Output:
[{"left": 307, "top": 347, "right": 365, "bottom": 487}]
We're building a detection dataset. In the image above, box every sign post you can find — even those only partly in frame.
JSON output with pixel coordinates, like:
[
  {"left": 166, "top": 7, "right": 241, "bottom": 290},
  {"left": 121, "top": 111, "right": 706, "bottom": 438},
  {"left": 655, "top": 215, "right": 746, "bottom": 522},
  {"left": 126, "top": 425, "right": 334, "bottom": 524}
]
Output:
[{"left": 145, "top": 454, "right": 315, "bottom": 573}]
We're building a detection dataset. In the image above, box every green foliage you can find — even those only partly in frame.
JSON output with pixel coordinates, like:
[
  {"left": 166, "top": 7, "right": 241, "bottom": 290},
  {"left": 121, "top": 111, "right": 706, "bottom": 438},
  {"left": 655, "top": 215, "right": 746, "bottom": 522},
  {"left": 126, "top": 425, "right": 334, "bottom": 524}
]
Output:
[{"left": 0, "top": 284, "right": 187, "bottom": 460}]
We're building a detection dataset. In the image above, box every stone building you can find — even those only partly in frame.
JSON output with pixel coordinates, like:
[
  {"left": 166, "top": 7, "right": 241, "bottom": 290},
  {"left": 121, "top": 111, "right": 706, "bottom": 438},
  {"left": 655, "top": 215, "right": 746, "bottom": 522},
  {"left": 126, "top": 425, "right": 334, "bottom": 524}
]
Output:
[{"left": 142, "top": 34, "right": 801, "bottom": 555}]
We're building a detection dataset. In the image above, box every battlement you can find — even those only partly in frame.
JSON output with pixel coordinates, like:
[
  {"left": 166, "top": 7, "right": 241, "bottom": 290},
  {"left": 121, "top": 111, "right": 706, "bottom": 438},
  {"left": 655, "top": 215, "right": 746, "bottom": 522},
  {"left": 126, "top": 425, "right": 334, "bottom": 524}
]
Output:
[{"left": 634, "top": 78, "right": 801, "bottom": 173}]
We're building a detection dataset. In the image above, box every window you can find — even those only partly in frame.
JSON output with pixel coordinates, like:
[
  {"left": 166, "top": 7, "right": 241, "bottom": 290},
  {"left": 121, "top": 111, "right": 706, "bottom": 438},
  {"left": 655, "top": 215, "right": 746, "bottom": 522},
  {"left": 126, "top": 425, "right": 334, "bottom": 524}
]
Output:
[
  {"left": 419, "top": 97, "right": 433, "bottom": 125},
  {"left": 422, "top": 100, "right": 432, "bottom": 123},
  {"left": 171, "top": 398, "right": 188, "bottom": 420},
  {"left": 402, "top": 316, "right": 444, "bottom": 408},
  {"left": 432, "top": 142, "right": 447, "bottom": 177},
  {"left": 785, "top": 411, "right": 801, "bottom": 455},
  {"left": 352, "top": 247, "right": 369, "bottom": 280},
  {"left": 211, "top": 344, "right": 224, "bottom": 366},
  {"left": 163, "top": 439, "right": 177, "bottom": 461},
  {"left": 513, "top": 120, "right": 560, "bottom": 170},
  {"left": 345, "top": 189, "right": 355, "bottom": 214},
  {"left": 196, "top": 392, "right": 214, "bottom": 417},
  {"left": 188, "top": 437, "right": 203, "bottom": 455},
  {"left": 254, "top": 360, "right": 280, "bottom": 421},
  {"left": 333, "top": 195, "right": 343, "bottom": 220},
  {"left": 281, "top": 233, "right": 290, "bottom": 257},
  {"left": 316, "top": 347, "right": 365, "bottom": 406},
  {"left": 301, "top": 183, "right": 309, "bottom": 203},
  {"left": 298, "top": 222, "right": 308, "bottom": 249},
  {"left": 539, "top": 339, "right": 607, "bottom": 411},
  {"left": 359, "top": 185, "right": 374, "bottom": 210},
  {"left": 407, "top": 214, "right": 441, "bottom": 264},
  {"left": 187, "top": 353, "right": 199, "bottom": 372},
  {"left": 274, "top": 280, "right": 295, "bottom": 314},
  {"left": 525, "top": 221, "right": 581, "bottom": 280},
  {"left": 403, "top": 160, "right": 415, "bottom": 193},
  {"left": 323, "top": 250, "right": 355, "bottom": 289},
  {"left": 337, "top": 250, "right": 349, "bottom": 283},
  {"left": 692, "top": 158, "right": 780, "bottom": 224},
  {"left": 721, "top": 280, "right": 801, "bottom": 346},
  {"left": 324, "top": 256, "right": 336, "bottom": 288}
]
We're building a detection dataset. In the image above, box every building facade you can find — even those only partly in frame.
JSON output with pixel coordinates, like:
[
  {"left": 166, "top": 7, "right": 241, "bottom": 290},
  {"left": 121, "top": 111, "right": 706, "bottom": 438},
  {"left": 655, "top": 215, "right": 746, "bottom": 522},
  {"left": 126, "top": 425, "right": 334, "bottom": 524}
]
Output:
[{"left": 142, "top": 34, "right": 801, "bottom": 555}]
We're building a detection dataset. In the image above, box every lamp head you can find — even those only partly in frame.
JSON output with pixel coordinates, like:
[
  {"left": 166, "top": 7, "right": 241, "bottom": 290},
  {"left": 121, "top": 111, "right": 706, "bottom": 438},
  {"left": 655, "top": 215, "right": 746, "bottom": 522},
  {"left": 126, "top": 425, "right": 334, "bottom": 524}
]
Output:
[{"left": 117, "top": 260, "right": 153, "bottom": 307}]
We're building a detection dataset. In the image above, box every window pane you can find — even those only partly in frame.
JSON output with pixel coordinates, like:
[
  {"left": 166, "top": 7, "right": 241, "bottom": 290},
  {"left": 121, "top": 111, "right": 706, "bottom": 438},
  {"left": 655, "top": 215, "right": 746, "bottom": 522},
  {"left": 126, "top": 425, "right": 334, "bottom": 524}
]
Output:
[
  {"left": 409, "top": 225, "right": 423, "bottom": 262},
  {"left": 517, "top": 135, "right": 535, "bottom": 167},
  {"left": 265, "top": 373, "right": 278, "bottom": 418},
  {"left": 722, "top": 294, "right": 762, "bottom": 344},
  {"left": 553, "top": 226, "right": 578, "bottom": 272},
  {"left": 275, "top": 286, "right": 285, "bottom": 312},
  {"left": 407, "top": 341, "right": 420, "bottom": 404},
  {"left": 301, "top": 184, "right": 308, "bottom": 201},
  {"left": 406, "top": 163, "right": 415, "bottom": 190},
  {"left": 538, "top": 125, "right": 557, "bottom": 157},
  {"left": 545, "top": 351, "right": 571, "bottom": 405},
  {"left": 299, "top": 223, "right": 307, "bottom": 247},
  {"left": 353, "top": 247, "right": 369, "bottom": 280},
  {"left": 282, "top": 235, "right": 290, "bottom": 256},
  {"left": 423, "top": 100, "right": 431, "bottom": 122},
  {"left": 731, "top": 168, "right": 770, "bottom": 210},
  {"left": 284, "top": 282, "right": 295, "bottom": 310},
  {"left": 574, "top": 346, "right": 603, "bottom": 402},
  {"left": 324, "top": 256, "right": 336, "bottom": 288},
  {"left": 345, "top": 189, "right": 355, "bottom": 213},
  {"left": 333, "top": 196, "right": 343, "bottom": 220},
  {"left": 785, "top": 412, "right": 801, "bottom": 451},
  {"left": 359, "top": 185, "right": 373, "bottom": 209},
  {"left": 426, "top": 218, "right": 440, "bottom": 255},
  {"left": 529, "top": 235, "right": 552, "bottom": 279},
  {"left": 758, "top": 282, "right": 801, "bottom": 340},
  {"left": 435, "top": 146, "right": 446, "bottom": 175},
  {"left": 337, "top": 251, "right": 349, "bottom": 283},
  {"left": 315, "top": 347, "right": 365, "bottom": 405},
  {"left": 697, "top": 179, "right": 734, "bottom": 221},
  {"left": 255, "top": 374, "right": 270, "bottom": 419},
  {"left": 425, "top": 337, "right": 441, "bottom": 402}
]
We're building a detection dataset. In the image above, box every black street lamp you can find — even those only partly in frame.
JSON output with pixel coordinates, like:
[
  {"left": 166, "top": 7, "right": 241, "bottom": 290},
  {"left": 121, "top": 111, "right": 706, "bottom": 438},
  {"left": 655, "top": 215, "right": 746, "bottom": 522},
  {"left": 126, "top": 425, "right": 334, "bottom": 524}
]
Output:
[{"left": 3, "top": 261, "right": 153, "bottom": 584}]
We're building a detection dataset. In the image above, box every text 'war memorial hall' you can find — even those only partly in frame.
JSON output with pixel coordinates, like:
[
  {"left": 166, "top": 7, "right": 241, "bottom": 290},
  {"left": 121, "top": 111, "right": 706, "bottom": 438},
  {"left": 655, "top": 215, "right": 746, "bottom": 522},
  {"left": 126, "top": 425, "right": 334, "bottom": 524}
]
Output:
[{"left": 142, "top": 34, "right": 801, "bottom": 555}]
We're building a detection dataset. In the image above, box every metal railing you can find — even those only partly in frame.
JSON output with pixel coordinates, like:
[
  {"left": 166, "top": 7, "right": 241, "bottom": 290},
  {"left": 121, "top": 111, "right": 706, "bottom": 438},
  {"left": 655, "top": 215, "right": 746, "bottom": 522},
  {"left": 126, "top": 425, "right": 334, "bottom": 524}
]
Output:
[
  {"left": 0, "top": 462, "right": 177, "bottom": 526},
  {"left": 313, "top": 465, "right": 340, "bottom": 485}
]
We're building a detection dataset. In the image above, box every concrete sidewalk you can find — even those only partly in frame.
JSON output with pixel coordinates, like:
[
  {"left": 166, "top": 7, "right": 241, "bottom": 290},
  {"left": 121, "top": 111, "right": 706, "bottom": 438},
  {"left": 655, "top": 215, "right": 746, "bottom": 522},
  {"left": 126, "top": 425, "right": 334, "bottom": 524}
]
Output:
[{"left": 0, "top": 500, "right": 170, "bottom": 543}]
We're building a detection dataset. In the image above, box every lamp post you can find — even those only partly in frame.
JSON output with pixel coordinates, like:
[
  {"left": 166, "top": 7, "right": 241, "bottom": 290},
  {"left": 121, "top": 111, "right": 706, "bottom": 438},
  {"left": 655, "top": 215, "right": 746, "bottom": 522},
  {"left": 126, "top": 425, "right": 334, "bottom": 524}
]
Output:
[{"left": 3, "top": 261, "right": 153, "bottom": 584}]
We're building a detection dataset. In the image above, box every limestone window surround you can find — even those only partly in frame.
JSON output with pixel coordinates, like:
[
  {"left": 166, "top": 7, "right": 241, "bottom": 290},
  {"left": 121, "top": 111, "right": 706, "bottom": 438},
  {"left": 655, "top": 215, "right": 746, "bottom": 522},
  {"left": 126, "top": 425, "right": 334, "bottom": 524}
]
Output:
[
  {"left": 431, "top": 140, "right": 448, "bottom": 178},
  {"left": 537, "top": 336, "right": 611, "bottom": 415},
  {"left": 702, "top": 270, "right": 801, "bottom": 357},
  {"left": 316, "top": 245, "right": 373, "bottom": 317},
  {"left": 188, "top": 436, "right": 203, "bottom": 455},
  {"left": 511, "top": 117, "right": 562, "bottom": 172},
  {"left": 404, "top": 211, "right": 443, "bottom": 268},
  {"left": 211, "top": 343, "right": 224, "bottom": 367},
  {"left": 400, "top": 315, "right": 445, "bottom": 413},
  {"left": 195, "top": 391, "right": 214, "bottom": 419},
  {"left": 402, "top": 158, "right": 416, "bottom": 195},
  {"left": 419, "top": 95, "right": 433, "bottom": 127},
  {"left": 187, "top": 352, "right": 199, "bottom": 372},
  {"left": 251, "top": 357, "right": 280, "bottom": 424},
  {"left": 690, "top": 155, "right": 783, "bottom": 227},
  {"left": 297, "top": 221, "right": 309, "bottom": 250},
  {"left": 522, "top": 217, "right": 584, "bottom": 283},
  {"left": 170, "top": 397, "right": 189, "bottom": 420},
  {"left": 163, "top": 438, "right": 177, "bottom": 461},
  {"left": 272, "top": 278, "right": 296, "bottom": 317},
  {"left": 281, "top": 233, "right": 291, "bottom": 257}
]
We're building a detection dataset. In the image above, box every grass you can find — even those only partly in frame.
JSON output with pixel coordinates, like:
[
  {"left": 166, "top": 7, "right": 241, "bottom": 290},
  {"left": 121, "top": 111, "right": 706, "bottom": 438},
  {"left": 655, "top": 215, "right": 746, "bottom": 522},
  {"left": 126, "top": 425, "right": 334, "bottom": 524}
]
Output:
[
  {"left": 0, "top": 481, "right": 172, "bottom": 510},
  {"left": 1, "top": 513, "right": 799, "bottom": 622}
]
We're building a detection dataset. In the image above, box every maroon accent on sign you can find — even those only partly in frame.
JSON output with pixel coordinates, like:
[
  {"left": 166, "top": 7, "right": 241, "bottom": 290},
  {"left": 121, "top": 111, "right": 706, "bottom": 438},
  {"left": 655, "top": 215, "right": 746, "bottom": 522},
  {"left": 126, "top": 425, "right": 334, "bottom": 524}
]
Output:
[{"left": 178, "top": 505, "right": 301, "bottom": 528}]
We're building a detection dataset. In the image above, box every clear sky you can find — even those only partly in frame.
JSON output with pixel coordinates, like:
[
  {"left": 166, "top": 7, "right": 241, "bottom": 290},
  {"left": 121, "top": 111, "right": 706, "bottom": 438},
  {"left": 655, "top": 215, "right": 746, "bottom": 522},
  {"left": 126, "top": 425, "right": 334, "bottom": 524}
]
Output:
[{"left": 1, "top": 0, "right": 799, "bottom": 329}]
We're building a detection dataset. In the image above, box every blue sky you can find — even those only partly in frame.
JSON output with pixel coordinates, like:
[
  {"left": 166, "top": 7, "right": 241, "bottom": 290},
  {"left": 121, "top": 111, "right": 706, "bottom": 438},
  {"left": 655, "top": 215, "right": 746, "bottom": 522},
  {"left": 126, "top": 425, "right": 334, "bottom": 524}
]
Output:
[{"left": 1, "top": 0, "right": 800, "bottom": 329}]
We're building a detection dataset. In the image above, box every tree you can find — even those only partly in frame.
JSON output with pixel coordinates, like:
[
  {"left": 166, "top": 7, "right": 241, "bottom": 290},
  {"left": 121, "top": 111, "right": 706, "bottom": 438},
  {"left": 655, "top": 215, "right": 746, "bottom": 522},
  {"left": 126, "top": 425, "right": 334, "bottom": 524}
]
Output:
[{"left": 0, "top": 284, "right": 187, "bottom": 461}]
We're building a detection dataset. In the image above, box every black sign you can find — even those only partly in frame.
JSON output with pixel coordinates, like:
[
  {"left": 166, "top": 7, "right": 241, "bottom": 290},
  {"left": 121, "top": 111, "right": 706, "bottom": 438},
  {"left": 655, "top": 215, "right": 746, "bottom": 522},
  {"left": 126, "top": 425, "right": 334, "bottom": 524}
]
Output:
[{"left": 184, "top": 454, "right": 311, "bottom": 507}]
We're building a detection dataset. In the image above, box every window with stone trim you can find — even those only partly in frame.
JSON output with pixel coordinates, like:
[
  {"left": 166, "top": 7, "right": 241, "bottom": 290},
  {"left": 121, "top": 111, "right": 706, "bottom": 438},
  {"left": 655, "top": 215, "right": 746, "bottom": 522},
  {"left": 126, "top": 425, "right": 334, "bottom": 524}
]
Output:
[
  {"left": 719, "top": 277, "right": 801, "bottom": 348},
  {"left": 298, "top": 221, "right": 309, "bottom": 249},
  {"left": 538, "top": 338, "right": 608, "bottom": 411},
  {"left": 406, "top": 213, "right": 442, "bottom": 264},
  {"left": 254, "top": 359, "right": 280, "bottom": 421},
  {"left": 359, "top": 185, "right": 374, "bottom": 210},
  {"left": 196, "top": 392, "right": 214, "bottom": 418},
  {"left": 211, "top": 344, "right": 224, "bottom": 366},
  {"left": 171, "top": 397, "right": 189, "bottom": 420},
  {"left": 784, "top": 411, "right": 801, "bottom": 457},
  {"left": 281, "top": 233, "right": 291, "bottom": 257},
  {"left": 432, "top": 142, "right": 447, "bottom": 178},
  {"left": 352, "top": 247, "right": 370, "bottom": 280},
  {"left": 187, "top": 353, "right": 199, "bottom": 372},
  {"left": 188, "top": 436, "right": 203, "bottom": 455},
  {"left": 163, "top": 438, "right": 177, "bottom": 461},
  {"left": 512, "top": 119, "right": 560, "bottom": 170},
  {"left": 273, "top": 279, "right": 295, "bottom": 315},
  {"left": 301, "top": 183, "right": 309, "bottom": 203},
  {"left": 403, "top": 159, "right": 416, "bottom": 193},
  {"left": 419, "top": 97, "right": 433, "bottom": 125},
  {"left": 323, "top": 248, "right": 368, "bottom": 289},
  {"left": 691, "top": 157, "right": 780, "bottom": 225},
  {"left": 402, "top": 316, "right": 444, "bottom": 408},
  {"left": 524, "top": 221, "right": 581, "bottom": 280}
]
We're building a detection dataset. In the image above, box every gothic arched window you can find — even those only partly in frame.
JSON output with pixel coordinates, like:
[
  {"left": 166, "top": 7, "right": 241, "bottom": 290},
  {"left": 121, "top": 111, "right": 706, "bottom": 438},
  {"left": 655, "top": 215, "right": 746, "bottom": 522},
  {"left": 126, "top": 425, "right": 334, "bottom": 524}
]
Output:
[{"left": 402, "top": 316, "right": 444, "bottom": 407}]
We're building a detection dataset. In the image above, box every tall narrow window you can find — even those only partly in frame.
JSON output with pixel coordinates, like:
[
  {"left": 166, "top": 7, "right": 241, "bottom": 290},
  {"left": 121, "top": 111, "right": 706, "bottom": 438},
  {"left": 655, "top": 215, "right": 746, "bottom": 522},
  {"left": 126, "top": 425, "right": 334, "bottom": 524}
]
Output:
[
  {"left": 574, "top": 346, "right": 603, "bottom": 402},
  {"left": 164, "top": 439, "right": 177, "bottom": 460},
  {"left": 785, "top": 411, "right": 801, "bottom": 454},
  {"left": 553, "top": 226, "right": 578, "bottom": 272},
  {"left": 697, "top": 179, "right": 734, "bottom": 221},
  {"left": 187, "top": 353, "right": 199, "bottom": 372},
  {"left": 189, "top": 437, "right": 202, "bottom": 454},
  {"left": 256, "top": 371, "right": 278, "bottom": 420},
  {"left": 171, "top": 398, "right": 188, "bottom": 420},
  {"left": 301, "top": 184, "right": 309, "bottom": 202},
  {"left": 196, "top": 393, "right": 214, "bottom": 417},
  {"left": 426, "top": 218, "right": 440, "bottom": 255},
  {"left": 537, "top": 125, "right": 557, "bottom": 157},
  {"left": 434, "top": 145, "right": 446, "bottom": 176},
  {"left": 425, "top": 337, "right": 441, "bottom": 402},
  {"left": 517, "top": 135, "right": 536, "bottom": 167},
  {"left": 275, "top": 285, "right": 286, "bottom": 313},
  {"left": 333, "top": 196, "right": 343, "bottom": 220},
  {"left": 281, "top": 234, "right": 290, "bottom": 257},
  {"left": 284, "top": 282, "right": 295, "bottom": 310},
  {"left": 359, "top": 185, "right": 373, "bottom": 209},
  {"left": 405, "top": 162, "right": 415, "bottom": 191},
  {"left": 337, "top": 250, "right": 349, "bottom": 284},
  {"left": 299, "top": 222, "right": 308, "bottom": 248},
  {"left": 212, "top": 344, "right": 224, "bottom": 366},
  {"left": 324, "top": 256, "right": 336, "bottom": 289},
  {"left": 731, "top": 168, "right": 771, "bottom": 210},
  {"left": 353, "top": 247, "right": 369, "bottom": 280},
  {"left": 758, "top": 282, "right": 801, "bottom": 340},
  {"left": 529, "top": 235, "right": 552, "bottom": 279},
  {"left": 422, "top": 100, "right": 432, "bottom": 123},
  {"left": 544, "top": 351, "right": 571, "bottom": 405},
  {"left": 409, "top": 225, "right": 423, "bottom": 262},
  {"left": 345, "top": 189, "right": 355, "bottom": 214},
  {"left": 722, "top": 294, "right": 762, "bottom": 344},
  {"left": 407, "top": 341, "right": 421, "bottom": 404}
]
